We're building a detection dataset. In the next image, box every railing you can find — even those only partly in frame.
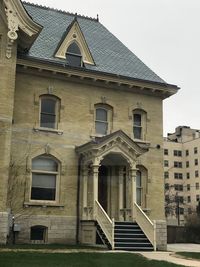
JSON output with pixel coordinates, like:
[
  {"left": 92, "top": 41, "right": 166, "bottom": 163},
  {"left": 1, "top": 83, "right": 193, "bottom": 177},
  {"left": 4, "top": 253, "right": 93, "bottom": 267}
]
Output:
[
  {"left": 95, "top": 200, "right": 115, "bottom": 249},
  {"left": 134, "top": 202, "right": 156, "bottom": 251}
]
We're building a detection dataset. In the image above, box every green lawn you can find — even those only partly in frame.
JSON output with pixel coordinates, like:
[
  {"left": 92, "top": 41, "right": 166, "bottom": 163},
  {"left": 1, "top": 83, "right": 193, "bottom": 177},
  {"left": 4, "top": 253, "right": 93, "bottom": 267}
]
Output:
[
  {"left": 176, "top": 252, "right": 200, "bottom": 260},
  {"left": 0, "top": 244, "right": 104, "bottom": 250},
  {"left": 0, "top": 252, "right": 184, "bottom": 267}
]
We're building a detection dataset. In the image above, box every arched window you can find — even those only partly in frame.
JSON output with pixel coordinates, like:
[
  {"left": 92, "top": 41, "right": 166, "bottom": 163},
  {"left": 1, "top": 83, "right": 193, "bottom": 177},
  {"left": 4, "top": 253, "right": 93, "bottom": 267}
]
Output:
[
  {"left": 40, "top": 96, "right": 60, "bottom": 129},
  {"left": 66, "top": 42, "right": 83, "bottom": 67},
  {"left": 133, "top": 109, "right": 147, "bottom": 140},
  {"left": 94, "top": 104, "right": 113, "bottom": 135},
  {"left": 31, "top": 155, "right": 59, "bottom": 201}
]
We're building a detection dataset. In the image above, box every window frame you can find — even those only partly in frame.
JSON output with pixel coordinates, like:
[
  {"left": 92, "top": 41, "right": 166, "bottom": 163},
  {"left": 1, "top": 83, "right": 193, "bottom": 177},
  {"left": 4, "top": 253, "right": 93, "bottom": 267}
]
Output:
[
  {"left": 94, "top": 104, "right": 113, "bottom": 136},
  {"left": 30, "top": 155, "right": 60, "bottom": 203},
  {"left": 39, "top": 95, "right": 60, "bottom": 130},
  {"left": 132, "top": 109, "right": 147, "bottom": 141},
  {"left": 65, "top": 42, "right": 83, "bottom": 67}
]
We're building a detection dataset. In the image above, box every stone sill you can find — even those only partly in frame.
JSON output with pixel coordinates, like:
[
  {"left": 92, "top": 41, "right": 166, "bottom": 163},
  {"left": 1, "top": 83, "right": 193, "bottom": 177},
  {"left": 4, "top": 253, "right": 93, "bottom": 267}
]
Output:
[
  {"left": 33, "top": 127, "right": 63, "bottom": 135},
  {"left": 24, "top": 202, "right": 64, "bottom": 208}
]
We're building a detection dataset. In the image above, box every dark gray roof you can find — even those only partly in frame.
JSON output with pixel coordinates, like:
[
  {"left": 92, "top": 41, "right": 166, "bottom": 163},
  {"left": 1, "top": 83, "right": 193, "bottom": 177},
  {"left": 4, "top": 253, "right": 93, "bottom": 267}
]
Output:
[{"left": 22, "top": 2, "right": 166, "bottom": 84}]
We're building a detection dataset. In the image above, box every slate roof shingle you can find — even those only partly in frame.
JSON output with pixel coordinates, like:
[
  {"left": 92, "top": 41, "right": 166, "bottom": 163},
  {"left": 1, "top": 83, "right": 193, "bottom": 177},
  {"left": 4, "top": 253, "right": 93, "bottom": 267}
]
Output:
[{"left": 22, "top": 2, "right": 166, "bottom": 84}]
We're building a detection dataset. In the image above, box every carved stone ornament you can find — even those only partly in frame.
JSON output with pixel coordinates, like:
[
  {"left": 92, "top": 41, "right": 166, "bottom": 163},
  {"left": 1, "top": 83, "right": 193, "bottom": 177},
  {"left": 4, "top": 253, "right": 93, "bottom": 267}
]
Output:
[
  {"left": 45, "top": 143, "right": 51, "bottom": 155},
  {"left": 4, "top": 5, "right": 19, "bottom": 58}
]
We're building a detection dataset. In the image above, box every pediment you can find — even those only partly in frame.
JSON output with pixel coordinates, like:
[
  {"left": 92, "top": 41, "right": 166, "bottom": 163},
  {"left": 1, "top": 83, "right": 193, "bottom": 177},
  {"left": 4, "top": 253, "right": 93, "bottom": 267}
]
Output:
[
  {"left": 76, "top": 130, "right": 149, "bottom": 164},
  {"left": 55, "top": 18, "right": 95, "bottom": 65}
]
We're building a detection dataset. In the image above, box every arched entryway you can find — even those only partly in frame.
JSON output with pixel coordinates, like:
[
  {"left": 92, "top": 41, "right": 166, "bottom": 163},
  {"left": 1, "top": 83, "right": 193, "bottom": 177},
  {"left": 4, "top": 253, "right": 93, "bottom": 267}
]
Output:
[{"left": 98, "top": 153, "right": 131, "bottom": 221}]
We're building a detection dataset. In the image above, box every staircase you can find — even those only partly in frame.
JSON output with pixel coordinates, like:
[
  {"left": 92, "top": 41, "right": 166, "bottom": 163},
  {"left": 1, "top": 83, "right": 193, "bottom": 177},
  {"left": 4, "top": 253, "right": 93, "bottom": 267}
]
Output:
[
  {"left": 114, "top": 221, "right": 154, "bottom": 251},
  {"left": 97, "top": 221, "right": 154, "bottom": 251}
]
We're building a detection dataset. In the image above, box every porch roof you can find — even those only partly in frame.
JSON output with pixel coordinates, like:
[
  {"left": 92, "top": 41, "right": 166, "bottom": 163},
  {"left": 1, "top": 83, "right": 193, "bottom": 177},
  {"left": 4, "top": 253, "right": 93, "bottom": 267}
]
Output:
[{"left": 75, "top": 130, "right": 149, "bottom": 164}]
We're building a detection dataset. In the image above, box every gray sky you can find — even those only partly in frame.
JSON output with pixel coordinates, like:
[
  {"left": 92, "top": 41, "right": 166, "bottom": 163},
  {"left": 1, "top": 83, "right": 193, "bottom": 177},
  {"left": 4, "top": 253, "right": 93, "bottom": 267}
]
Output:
[{"left": 28, "top": 0, "right": 200, "bottom": 136}]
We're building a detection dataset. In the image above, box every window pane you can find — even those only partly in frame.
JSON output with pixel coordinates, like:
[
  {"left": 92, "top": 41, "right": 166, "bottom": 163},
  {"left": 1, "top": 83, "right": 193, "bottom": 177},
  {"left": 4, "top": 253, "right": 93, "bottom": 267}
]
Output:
[
  {"left": 32, "top": 174, "right": 56, "bottom": 188},
  {"left": 31, "top": 187, "right": 56, "bottom": 201},
  {"left": 136, "top": 171, "right": 141, "bottom": 187},
  {"left": 95, "top": 121, "right": 107, "bottom": 135},
  {"left": 31, "top": 173, "right": 56, "bottom": 201},
  {"left": 32, "top": 157, "right": 58, "bottom": 172},
  {"left": 31, "top": 227, "right": 46, "bottom": 241},
  {"left": 40, "top": 114, "right": 56, "bottom": 129},
  {"left": 134, "top": 114, "right": 141, "bottom": 126},
  {"left": 41, "top": 99, "right": 56, "bottom": 114},
  {"left": 67, "top": 42, "right": 81, "bottom": 55},
  {"left": 66, "top": 54, "right": 82, "bottom": 67},
  {"left": 96, "top": 109, "right": 107, "bottom": 122},
  {"left": 133, "top": 126, "right": 141, "bottom": 139},
  {"left": 136, "top": 188, "right": 142, "bottom": 206}
]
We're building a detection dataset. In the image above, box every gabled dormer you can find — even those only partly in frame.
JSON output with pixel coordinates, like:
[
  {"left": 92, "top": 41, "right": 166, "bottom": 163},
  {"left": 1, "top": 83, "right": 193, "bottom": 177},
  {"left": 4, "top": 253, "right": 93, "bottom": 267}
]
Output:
[{"left": 55, "top": 18, "right": 95, "bottom": 67}]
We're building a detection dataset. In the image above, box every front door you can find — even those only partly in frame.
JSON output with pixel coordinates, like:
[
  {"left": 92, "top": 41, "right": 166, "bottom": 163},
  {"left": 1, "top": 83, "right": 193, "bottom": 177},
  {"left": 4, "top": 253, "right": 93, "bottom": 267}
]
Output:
[{"left": 98, "top": 165, "right": 108, "bottom": 212}]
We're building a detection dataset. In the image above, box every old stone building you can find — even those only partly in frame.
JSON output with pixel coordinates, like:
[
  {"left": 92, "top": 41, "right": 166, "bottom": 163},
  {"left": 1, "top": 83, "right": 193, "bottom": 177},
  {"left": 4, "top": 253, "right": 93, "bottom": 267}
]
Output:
[{"left": 0, "top": 0, "right": 178, "bottom": 250}]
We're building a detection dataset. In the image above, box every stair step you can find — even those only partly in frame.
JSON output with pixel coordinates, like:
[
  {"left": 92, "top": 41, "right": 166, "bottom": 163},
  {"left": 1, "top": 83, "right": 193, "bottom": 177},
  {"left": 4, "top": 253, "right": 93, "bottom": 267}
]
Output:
[
  {"left": 115, "top": 247, "right": 154, "bottom": 251},
  {"left": 115, "top": 242, "right": 153, "bottom": 247}
]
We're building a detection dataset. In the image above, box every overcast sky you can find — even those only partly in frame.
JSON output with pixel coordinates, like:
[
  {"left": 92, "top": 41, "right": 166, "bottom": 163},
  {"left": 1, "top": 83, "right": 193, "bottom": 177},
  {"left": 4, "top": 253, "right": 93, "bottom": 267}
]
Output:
[{"left": 28, "top": 0, "right": 200, "bottom": 136}]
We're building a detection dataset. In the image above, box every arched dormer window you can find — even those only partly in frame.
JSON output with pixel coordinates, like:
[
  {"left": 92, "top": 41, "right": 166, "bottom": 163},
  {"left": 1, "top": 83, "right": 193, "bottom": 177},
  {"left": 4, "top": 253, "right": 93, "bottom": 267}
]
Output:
[
  {"left": 31, "top": 155, "right": 59, "bottom": 201},
  {"left": 133, "top": 109, "right": 147, "bottom": 140},
  {"left": 40, "top": 95, "right": 60, "bottom": 129},
  {"left": 95, "top": 104, "right": 113, "bottom": 136},
  {"left": 66, "top": 42, "right": 83, "bottom": 67}
]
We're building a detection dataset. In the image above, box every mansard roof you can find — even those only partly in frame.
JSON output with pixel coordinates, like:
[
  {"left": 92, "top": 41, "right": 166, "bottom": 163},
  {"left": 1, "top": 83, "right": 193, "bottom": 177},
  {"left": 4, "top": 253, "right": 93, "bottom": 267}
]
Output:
[{"left": 20, "top": 2, "right": 168, "bottom": 85}]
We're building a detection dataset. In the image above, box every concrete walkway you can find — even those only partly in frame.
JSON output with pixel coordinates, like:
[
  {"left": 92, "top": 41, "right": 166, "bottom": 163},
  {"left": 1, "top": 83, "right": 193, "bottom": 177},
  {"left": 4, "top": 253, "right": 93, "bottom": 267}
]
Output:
[{"left": 139, "top": 244, "right": 200, "bottom": 267}]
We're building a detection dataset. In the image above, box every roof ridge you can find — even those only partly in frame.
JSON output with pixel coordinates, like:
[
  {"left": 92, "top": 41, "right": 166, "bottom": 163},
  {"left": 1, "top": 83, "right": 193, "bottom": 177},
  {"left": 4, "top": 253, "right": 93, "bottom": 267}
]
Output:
[{"left": 22, "top": 1, "right": 99, "bottom": 22}]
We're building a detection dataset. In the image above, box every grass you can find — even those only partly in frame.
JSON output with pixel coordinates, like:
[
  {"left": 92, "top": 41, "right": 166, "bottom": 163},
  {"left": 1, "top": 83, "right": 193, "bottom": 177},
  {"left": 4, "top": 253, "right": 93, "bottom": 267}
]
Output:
[
  {"left": 0, "top": 243, "right": 105, "bottom": 250},
  {"left": 176, "top": 252, "right": 200, "bottom": 260},
  {"left": 0, "top": 252, "right": 184, "bottom": 267}
]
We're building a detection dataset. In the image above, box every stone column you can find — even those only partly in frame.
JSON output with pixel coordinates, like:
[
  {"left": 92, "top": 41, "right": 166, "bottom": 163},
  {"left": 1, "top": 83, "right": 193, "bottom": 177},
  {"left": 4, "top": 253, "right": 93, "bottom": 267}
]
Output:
[
  {"left": 118, "top": 167, "right": 124, "bottom": 221},
  {"left": 92, "top": 164, "right": 100, "bottom": 220},
  {"left": 129, "top": 166, "right": 137, "bottom": 220},
  {"left": 82, "top": 167, "right": 88, "bottom": 220}
]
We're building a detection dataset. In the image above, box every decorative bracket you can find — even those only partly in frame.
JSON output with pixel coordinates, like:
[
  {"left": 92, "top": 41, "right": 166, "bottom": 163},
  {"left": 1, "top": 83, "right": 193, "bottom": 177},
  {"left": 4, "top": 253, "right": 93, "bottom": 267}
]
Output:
[{"left": 4, "top": 4, "right": 19, "bottom": 58}]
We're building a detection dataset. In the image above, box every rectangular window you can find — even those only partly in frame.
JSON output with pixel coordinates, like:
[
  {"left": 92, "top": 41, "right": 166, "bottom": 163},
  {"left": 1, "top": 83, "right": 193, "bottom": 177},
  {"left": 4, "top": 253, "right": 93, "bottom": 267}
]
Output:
[
  {"left": 186, "top": 150, "right": 189, "bottom": 156},
  {"left": 195, "top": 170, "right": 199, "bottom": 178},
  {"left": 164, "top": 160, "right": 169, "bottom": 167},
  {"left": 164, "top": 149, "right": 168, "bottom": 155},
  {"left": 174, "top": 173, "right": 183, "bottom": 179},
  {"left": 194, "top": 147, "right": 198, "bottom": 154},
  {"left": 186, "top": 161, "right": 189, "bottom": 168},
  {"left": 195, "top": 159, "right": 198, "bottom": 166},
  {"left": 174, "top": 184, "right": 183, "bottom": 191},
  {"left": 95, "top": 108, "right": 108, "bottom": 135},
  {"left": 173, "top": 150, "right": 182, "bottom": 157},
  {"left": 187, "top": 184, "right": 190, "bottom": 191},
  {"left": 187, "top": 196, "right": 191, "bottom": 203},
  {"left": 40, "top": 97, "right": 58, "bottom": 129},
  {"left": 164, "top": 172, "right": 169, "bottom": 179},
  {"left": 165, "top": 183, "right": 169, "bottom": 190},
  {"left": 133, "top": 114, "right": 142, "bottom": 139},
  {"left": 31, "top": 173, "right": 56, "bottom": 201},
  {"left": 196, "top": 183, "right": 199, "bottom": 190},
  {"left": 174, "top": 161, "right": 182, "bottom": 168},
  {"left": 187, "top": 172, "right": 190, "bottom": 179},
  {"left": 196, "top": 195, "right": 200, "bottom": 202}
]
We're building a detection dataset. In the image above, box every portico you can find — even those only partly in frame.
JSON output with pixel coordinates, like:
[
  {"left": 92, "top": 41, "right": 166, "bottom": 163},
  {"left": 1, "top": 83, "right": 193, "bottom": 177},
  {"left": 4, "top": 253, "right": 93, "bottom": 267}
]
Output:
[{"left": 76, "top": 130, "right": 148, "bottom": 222}]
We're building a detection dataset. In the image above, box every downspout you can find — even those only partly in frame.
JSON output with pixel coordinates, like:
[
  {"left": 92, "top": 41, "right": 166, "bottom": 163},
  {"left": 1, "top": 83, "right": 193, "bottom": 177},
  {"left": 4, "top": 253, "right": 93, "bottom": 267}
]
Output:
[{"left": 76, "top": 154, "right": 83, "bottom": 244}]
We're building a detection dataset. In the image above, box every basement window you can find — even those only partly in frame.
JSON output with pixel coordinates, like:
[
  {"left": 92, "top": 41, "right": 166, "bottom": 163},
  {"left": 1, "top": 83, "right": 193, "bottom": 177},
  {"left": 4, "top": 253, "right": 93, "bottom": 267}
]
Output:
[{"left": 31, "top": 225, "right": 47, "bottom": 243}]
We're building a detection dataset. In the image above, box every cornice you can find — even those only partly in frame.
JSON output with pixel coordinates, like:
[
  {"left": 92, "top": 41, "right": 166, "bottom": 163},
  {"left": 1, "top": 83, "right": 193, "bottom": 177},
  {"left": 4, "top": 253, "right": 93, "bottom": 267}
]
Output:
[{"left": 16, "top": 57, "right": 179, "bottom": 99}]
